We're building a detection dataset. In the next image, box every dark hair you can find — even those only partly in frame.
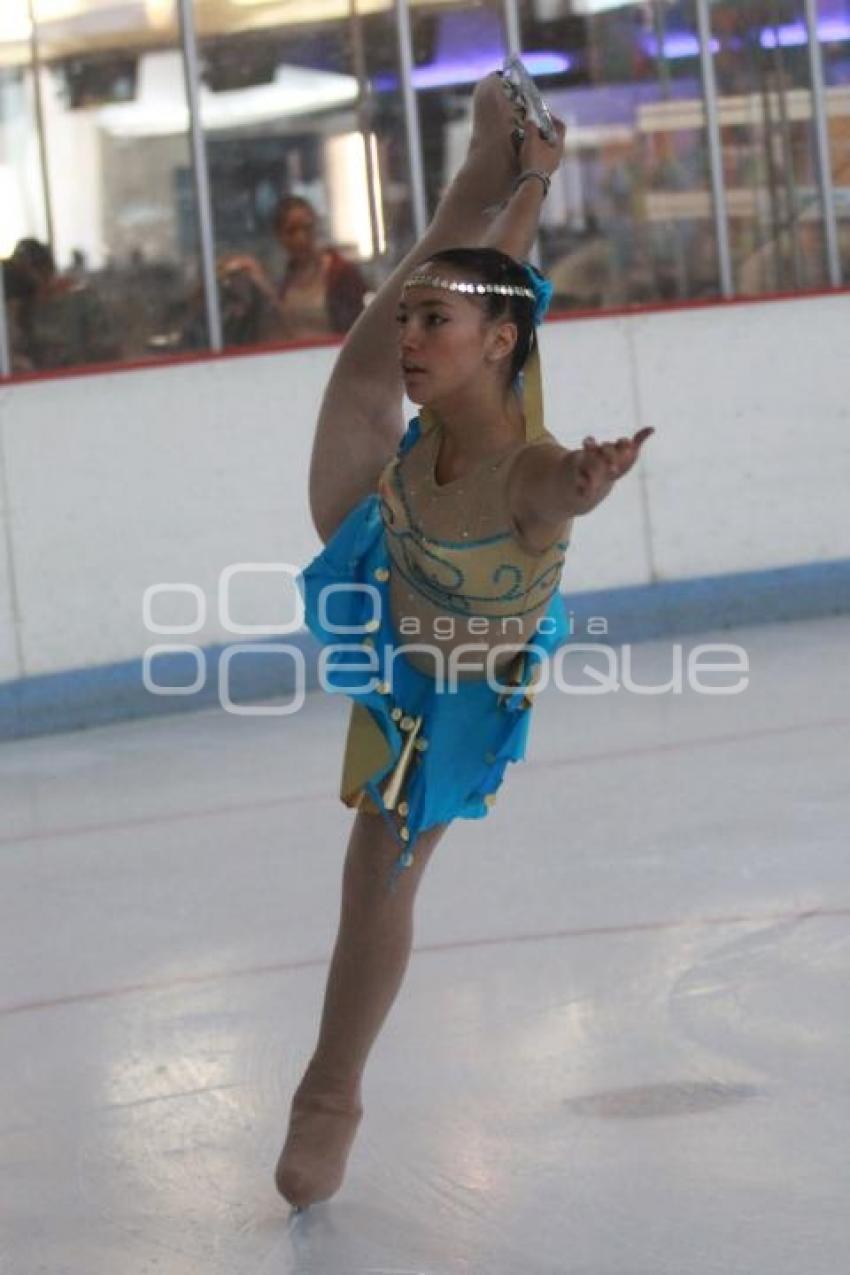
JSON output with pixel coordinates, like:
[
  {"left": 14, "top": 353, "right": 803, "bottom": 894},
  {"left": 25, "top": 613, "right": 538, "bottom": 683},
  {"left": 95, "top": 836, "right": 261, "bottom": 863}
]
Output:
[
  {"left": 422, "top": 246, "right": 536, "bottom": 386},
  {"left": 2, "top": 258, "right": 37, "bottom": 301},
  {"left": 274, "top": 194, "right": 317, "bottom": 235},
  {"left": 12, "top": 237, "right": 56, "bottom": 277}
]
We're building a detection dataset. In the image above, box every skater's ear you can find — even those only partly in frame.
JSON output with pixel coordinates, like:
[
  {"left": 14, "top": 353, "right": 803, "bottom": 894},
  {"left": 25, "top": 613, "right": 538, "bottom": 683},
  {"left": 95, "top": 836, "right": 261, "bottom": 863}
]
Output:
[{"left": 483, "top": 317, "right": 519, "bottom": 373}]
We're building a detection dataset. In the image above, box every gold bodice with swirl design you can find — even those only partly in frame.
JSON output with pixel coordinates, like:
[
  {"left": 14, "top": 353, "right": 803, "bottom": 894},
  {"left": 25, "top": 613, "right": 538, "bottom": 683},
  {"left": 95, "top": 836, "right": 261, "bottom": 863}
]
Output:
[{"left": 376, "top": 406, "right": 572, "bottom": 678}]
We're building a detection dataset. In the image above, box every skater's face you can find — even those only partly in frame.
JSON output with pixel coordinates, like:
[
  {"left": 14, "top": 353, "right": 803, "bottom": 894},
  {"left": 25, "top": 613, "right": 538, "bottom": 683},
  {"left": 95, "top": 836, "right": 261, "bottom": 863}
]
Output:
[{"left": 396, "top": 275, "right": 517, "bottom": 405}]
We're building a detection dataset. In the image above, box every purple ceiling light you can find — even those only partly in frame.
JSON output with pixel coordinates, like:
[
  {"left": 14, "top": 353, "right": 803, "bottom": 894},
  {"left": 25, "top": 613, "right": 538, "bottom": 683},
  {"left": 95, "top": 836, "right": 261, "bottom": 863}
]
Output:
[
  {"left": 408, "top": 8, "right": 569, "bottom": 91},
  {"left": 643, "top": 32, "right": 719, "bottom": 59},
  {"left": 644, "top": 16, "right": 850, "bottom": 61},
  {"left": 760, "top": 19, "right": 850, "bottom": 49},
  {"left": 410, "top": 50, "right": 570, "bottom": 92}
]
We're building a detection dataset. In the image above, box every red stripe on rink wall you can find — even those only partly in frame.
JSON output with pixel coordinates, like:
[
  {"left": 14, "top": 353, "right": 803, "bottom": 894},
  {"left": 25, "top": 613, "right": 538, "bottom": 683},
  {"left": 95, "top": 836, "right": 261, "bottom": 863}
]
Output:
[{"left": 3, "top": 283, "right": 849, "bottom": 389}]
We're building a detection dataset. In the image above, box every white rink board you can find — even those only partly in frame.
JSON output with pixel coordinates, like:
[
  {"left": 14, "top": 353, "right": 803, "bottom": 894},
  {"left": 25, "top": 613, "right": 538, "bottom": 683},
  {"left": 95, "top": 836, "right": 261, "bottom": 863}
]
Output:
[{"left": 0, "top": 291, "right": 848, "bottom": 678}]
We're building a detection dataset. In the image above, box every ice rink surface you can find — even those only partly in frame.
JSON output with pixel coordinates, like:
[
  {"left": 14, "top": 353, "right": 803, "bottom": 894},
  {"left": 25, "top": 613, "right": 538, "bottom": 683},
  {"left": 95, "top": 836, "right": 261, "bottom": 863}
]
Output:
[{"left": 2, "top": 615, "right": 849, "bottom": 1274}]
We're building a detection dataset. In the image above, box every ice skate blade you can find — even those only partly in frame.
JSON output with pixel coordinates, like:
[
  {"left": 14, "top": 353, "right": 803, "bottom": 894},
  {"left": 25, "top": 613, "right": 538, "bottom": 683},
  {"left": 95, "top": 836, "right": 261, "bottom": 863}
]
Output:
[{"left": 499, "top": 55, "right": 556, "bottom": 144}]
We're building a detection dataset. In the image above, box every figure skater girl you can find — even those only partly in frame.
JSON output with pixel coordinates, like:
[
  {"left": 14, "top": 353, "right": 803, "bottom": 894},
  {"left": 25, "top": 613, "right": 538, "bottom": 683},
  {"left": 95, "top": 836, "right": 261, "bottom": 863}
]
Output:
[{"left": 275, "top": 68, "right": 653, "bottom": 1211}]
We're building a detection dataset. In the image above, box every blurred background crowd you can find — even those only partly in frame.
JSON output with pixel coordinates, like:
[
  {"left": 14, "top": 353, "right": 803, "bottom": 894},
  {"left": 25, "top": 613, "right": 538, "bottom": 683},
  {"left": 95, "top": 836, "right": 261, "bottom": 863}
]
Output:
[{"left": 1, "top": 0, "right": 848, "bottom": 375}]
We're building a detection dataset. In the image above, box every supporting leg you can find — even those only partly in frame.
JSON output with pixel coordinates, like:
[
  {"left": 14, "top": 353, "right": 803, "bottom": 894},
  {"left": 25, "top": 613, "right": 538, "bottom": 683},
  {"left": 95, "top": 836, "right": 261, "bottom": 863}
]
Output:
[
  {"left": 274, "top": 810, "right": 449, "bottom": 1209},
  {"left": 309, "top": 72, "right": 521, "bottom": 543}
]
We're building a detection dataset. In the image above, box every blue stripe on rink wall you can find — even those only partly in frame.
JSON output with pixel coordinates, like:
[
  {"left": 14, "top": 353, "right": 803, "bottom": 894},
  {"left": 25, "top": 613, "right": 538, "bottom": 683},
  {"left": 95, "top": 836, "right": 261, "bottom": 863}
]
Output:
[{"left": 1, "top": 557, "right": 849, "bottom": 742}]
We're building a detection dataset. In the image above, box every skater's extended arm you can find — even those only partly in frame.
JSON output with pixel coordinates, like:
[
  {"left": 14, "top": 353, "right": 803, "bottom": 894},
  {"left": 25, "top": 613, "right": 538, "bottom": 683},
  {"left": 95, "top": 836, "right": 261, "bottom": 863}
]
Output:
[
  {"left": 482, "top": 121, "right": 566, "bottom": 261},
  {"left": 508, "top": 429, "right": 655, "bottom": 543}
]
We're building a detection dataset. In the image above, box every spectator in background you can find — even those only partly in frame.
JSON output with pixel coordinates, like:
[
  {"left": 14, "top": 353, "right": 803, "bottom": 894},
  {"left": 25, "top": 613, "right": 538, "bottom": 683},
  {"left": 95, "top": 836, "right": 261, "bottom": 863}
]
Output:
[
  {"left": 1, "top": 254, "right": 35, "bottom": 372},
  {"left": 6, "top": 238, "right": 120, "bottom": 371},
  {"left": 548, "top": 213, "right": 614, "bottom": 310},
  {"left": 224, "top": 195, "right": 369, "bottom": 342}
]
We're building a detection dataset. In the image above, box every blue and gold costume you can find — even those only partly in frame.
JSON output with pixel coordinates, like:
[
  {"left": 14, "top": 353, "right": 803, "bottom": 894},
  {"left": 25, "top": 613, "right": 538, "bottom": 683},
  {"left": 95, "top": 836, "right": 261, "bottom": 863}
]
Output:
[{"left": 298, "top": 265, "right": 573, "bottom": 886}]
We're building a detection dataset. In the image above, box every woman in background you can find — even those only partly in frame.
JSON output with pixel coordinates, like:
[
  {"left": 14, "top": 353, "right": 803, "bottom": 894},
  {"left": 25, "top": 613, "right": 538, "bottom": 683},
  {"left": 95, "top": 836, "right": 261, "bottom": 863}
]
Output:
[{"left": 225, "top": 195, "right": 369, "bottom": 342}]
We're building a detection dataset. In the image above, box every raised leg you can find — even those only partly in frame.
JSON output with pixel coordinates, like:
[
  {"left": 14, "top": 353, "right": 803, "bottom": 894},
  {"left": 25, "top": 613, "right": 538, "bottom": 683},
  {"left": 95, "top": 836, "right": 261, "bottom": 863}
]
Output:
[
  {"left": 274, "top": 809, "right": 449, "bottom": 1209},
  {"left": 309, "top": 72, "right": 521, "bottom": 543}
]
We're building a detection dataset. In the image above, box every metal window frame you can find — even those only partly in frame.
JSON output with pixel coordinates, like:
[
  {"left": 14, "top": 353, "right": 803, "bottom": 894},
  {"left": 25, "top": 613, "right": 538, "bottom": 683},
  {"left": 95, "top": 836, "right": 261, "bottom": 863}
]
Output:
[
  {"left": 804, "top": 0, "right": 842, "bottom": 286},
  {"left": 350, "top": 0, "right": 383, "bottom": 261},
  {"left": 695, "top": 0, "right": 734, "bottom": 297},
  {"left": 503, "top": 0, "right": 521, "bottom": 56},
  {"left": 177, "top": 0, "right": 223, "bottom": 351},
  {"left": 27, "top": 0, "right": 55, "bottom": 253},
  {"left": 503, "top": 0, "right": 543, "bottom": 267},
  {"left": 395, "top": 0, "right": 428, "bottom": 238}
]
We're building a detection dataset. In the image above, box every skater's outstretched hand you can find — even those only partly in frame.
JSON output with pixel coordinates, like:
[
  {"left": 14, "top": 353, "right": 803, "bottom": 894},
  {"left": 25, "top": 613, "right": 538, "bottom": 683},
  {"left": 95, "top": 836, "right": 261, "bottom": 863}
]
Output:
[
  {"left": 508, "top": 427, "right": 655, "bottom": 546},
  {"left": 567, "top": 428, "right": 654, "bottom": 514}
]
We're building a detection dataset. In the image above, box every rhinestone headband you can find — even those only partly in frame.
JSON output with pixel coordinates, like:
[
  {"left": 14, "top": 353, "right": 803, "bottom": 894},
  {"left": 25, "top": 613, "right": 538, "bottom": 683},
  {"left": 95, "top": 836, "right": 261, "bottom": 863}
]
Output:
[{"left": 402, "top": 270, "right": 536, "bottom": 301}]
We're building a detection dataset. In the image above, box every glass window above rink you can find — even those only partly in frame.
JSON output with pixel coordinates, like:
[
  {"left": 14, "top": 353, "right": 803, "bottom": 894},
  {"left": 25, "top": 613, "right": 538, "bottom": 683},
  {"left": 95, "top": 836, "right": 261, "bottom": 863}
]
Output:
[
  {"left": 516, "top": 0, "right": 721, "bottom": 309},
  {"left": 190, "top": 1, "right": 409, "bottom": 353},
  {"left": 0, "top": 6, "right": 49, "bottom": 376},
  {"left": 407, "top": 2, "right": 510, "bottom": 220},
  {"left": 1, "top": 0, "right": 849, "bottom": 380},
  {"left": 0, "top": 0, "right": 203, "bottom": 375},
  {"left": 706, "top": 0, "right": 841, "bottom": 296}
]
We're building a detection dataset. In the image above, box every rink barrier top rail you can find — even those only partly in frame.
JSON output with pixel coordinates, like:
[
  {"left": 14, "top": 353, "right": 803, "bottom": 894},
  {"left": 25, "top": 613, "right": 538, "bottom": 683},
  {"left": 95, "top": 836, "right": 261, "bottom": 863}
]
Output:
[{"left": 2, "top": 284, "right": 850, "bottom": 390}]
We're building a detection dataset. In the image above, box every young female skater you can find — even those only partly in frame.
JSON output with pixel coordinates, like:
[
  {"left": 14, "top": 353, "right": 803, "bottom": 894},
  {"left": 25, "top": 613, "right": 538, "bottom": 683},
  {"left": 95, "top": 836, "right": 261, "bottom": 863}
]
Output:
[{"left": 275, "top": 69, "right": 653, "bottom": 1211}]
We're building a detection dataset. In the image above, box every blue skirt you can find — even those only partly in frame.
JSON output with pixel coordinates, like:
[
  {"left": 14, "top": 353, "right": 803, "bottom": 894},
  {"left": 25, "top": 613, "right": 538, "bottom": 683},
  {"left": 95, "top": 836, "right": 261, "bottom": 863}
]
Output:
[{"left": 298, "top": 491, "right": 570, "bottom": 887}]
